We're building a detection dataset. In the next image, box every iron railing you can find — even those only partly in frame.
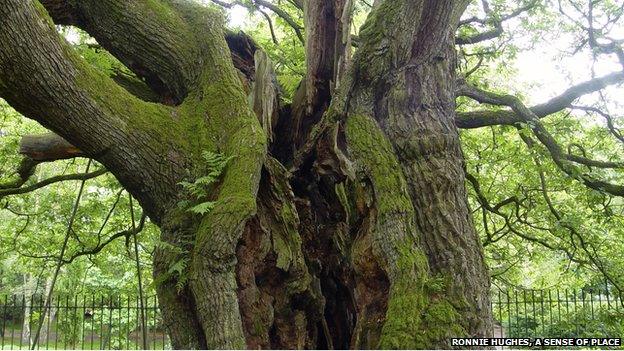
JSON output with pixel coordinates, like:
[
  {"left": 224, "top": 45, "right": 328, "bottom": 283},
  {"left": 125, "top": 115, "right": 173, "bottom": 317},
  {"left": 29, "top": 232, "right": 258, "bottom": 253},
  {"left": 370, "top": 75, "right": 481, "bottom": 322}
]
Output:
[
  {"left": 0, "top": 294, "right": 168, "bottom": 350},
  {"left": 1, "top": 287, "right": 622, "bottom": 350},
  {"left": 491, "top": 286, "right": 624, "bottom": 339}
]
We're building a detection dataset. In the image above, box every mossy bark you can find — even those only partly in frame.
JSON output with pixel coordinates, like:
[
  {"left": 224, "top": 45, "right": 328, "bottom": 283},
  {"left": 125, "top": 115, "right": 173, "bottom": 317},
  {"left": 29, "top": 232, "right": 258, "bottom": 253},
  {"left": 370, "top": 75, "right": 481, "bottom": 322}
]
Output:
[
  {"left": 0, "top": 0, "right": 493, "bottom": 349},
  {"left": 353, "top": 0, "right": 491, "bottom": 344}
]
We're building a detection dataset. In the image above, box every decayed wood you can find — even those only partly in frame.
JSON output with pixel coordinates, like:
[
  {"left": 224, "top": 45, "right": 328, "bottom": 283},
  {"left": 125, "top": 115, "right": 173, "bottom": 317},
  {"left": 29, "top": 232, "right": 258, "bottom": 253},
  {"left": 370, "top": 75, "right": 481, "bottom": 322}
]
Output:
[
  {"left": 303, "top": 0, "right": 350, "bottom": 109},
  {"left": 274, "top": 0, "right": 353, "bottom": 164},
  {"left": 250, "top": 51, "right": 280, "bottom": 143},
  {"left": 20, "top": 133, "right": 83, "bottom": 161}
]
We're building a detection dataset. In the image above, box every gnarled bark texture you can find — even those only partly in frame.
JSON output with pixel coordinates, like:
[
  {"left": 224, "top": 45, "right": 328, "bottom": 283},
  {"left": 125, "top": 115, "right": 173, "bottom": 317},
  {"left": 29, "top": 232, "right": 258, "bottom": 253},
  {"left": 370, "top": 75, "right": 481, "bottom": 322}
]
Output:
[{"left": 0, "top": 0, "right": 492, "bottom": 348}]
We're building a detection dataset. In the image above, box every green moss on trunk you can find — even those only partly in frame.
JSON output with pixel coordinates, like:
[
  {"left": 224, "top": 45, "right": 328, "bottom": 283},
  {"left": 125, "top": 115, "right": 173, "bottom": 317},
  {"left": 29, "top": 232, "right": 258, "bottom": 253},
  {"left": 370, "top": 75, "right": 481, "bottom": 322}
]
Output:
[{"left": 345, "top": 113, "right": 467, "bottom": 348}]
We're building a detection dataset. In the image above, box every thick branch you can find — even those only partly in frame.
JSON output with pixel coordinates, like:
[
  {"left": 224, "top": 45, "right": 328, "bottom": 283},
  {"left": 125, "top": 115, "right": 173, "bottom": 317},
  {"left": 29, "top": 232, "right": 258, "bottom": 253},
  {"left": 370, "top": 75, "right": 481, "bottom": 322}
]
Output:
[
  {"left": 40, "top": 0, "right": 205, "bottom": 103},
  {"left": 0, "top": 0, "right": 186, "bottom": 221},
  {"left": 461, "top": 82, "right": 624, "bottom": 197},
  {"left": 456, "top": 71, "right": 624, "bottom": 128},
  {"left": 20, "top": 133, "right": 83, "bottom": 161}
]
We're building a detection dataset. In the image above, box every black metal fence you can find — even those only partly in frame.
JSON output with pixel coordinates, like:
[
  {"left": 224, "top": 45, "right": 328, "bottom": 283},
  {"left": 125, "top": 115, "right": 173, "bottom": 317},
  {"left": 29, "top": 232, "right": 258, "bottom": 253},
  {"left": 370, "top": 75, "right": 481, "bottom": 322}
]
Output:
[
  {"left": 1, "top": 288, "right": 623, "bottom": 350},
  {"left": 0, "top": 294, "right": 169, "bottom": 350},
  {"left": 491, "top": 287, "right": 624, "bottom": 339}
]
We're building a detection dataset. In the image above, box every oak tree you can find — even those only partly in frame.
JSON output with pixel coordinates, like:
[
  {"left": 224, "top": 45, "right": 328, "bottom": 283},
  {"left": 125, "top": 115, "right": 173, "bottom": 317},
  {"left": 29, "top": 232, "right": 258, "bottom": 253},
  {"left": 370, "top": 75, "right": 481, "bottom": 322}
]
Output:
[{"left": 1, "top": 0, "right": 623, "bottom": 349}]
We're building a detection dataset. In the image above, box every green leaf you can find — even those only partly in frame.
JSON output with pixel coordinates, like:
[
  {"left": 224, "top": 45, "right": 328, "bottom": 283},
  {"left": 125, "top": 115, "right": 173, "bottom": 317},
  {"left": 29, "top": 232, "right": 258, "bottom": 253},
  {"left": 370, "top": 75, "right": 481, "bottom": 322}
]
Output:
[
  {"left": 167, "top": 258, "right": 187, "bottom": 276},
  {"left": 189, "top": 201, "right": 215, "bottom": 215},
  {"left": 177, "top": 199, "right": 191, "bottom": 210}
]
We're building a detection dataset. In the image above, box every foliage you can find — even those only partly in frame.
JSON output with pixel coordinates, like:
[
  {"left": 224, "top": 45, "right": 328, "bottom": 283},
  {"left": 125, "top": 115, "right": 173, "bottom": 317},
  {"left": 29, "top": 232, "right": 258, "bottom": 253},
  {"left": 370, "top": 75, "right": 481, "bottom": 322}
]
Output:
[
  {"left": 177, "top": 151, "right": 232, "bottom": 215},
  {"left": 542, "top": 307, "right": 624, "bottom": 340},
  {"left": 153, "top": 239, "right": 191, "bottom": 293}
]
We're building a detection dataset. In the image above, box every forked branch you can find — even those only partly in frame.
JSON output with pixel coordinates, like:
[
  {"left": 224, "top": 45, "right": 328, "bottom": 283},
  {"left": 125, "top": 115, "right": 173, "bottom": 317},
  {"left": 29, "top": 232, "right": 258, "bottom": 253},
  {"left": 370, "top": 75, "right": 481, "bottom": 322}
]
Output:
[
  {"left": 456, "top": 0, "right": 539, "bottom": 45},
  {"left": 459, "top": 82, "right": 624, "bottom": 197}
]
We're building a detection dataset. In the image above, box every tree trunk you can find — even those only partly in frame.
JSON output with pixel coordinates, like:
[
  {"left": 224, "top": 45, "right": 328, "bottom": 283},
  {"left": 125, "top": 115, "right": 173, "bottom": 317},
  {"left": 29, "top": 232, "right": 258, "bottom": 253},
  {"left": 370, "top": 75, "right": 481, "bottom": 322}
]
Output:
[
  {"left": 0, "top": 0, "right": 492, "bottom": 349},
  {"left": 39, "top": 276, "right": 54, "bottom": 343},
  {"left": 21, "top": 274, "right": 32, "bottom": 345}
]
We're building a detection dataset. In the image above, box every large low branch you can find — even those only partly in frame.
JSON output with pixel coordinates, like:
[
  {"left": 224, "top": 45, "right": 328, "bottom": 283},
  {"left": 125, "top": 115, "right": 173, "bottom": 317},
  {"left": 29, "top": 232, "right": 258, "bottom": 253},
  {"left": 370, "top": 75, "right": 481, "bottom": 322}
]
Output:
[
  {"left": 456, "top": 71, "right": 624, "bottom": 128},
  {"left": 39, "top": 0, "right": 205, "bottom": 103},
  {"left": 0, "top": 0, "right": 185, "bottom": 221}
]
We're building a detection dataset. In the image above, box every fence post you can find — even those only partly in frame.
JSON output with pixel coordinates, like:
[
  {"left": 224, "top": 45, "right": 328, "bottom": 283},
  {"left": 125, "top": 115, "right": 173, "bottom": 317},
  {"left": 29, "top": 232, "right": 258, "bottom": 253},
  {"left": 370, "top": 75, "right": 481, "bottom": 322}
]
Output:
[{"left": 11, "top": 295, "right": 16, "bottom": 349}]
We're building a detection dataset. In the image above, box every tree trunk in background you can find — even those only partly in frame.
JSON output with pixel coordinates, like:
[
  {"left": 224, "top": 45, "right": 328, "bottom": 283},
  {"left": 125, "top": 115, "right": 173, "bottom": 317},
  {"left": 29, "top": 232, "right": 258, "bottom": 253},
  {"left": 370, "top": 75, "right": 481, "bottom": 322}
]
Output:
[
  {"left": 39, "top": 277, "right": 54, "bottom": 343},
  {"left": 21, "top": 274, "right": 32, "bottom": 345},
  {"left": 0, "top": 0, "right": 492, "bottom": 348}
]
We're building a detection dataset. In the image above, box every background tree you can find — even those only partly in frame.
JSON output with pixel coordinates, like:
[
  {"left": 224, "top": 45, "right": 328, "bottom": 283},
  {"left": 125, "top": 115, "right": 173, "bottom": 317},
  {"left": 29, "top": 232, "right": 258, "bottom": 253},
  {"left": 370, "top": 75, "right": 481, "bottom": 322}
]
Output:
[{"left": 0, "top": 0, "right": 623, "bottom": 349}]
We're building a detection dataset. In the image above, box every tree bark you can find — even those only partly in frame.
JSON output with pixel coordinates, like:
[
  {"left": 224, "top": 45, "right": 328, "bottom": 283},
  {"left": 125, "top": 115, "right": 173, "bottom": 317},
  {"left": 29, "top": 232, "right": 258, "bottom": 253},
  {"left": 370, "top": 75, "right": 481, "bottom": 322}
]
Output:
[
  {"left": 332, "top": 0, "right": 491, "bottom": 346},
  {"left": 21, "top": 274, "right": 33, "bottom": 345},
  {"left": 0, "top": 0, "right": 493, "bottom": 349},
  {"left": 358, "top": 1, "right": 492, "bottom": 338}
]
